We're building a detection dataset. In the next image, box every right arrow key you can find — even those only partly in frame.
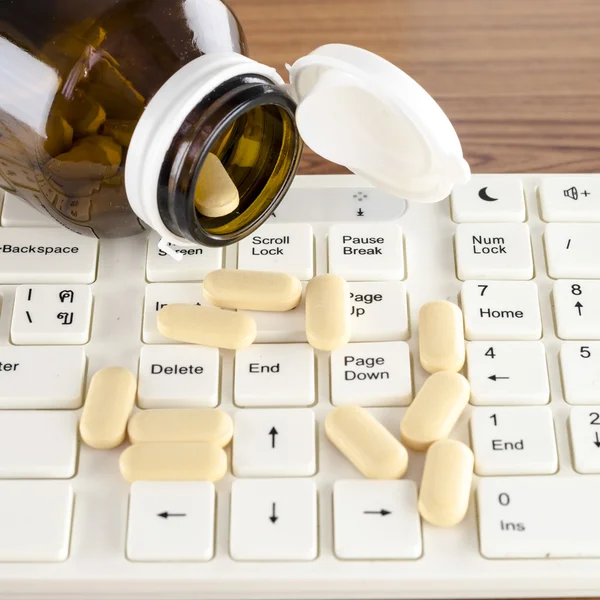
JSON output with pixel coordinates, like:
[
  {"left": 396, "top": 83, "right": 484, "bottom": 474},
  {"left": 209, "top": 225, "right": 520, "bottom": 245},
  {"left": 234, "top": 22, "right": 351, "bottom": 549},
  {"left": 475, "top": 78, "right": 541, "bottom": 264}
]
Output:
[{"left": 333, "top": 480, "right": 421, "bottom": 560}]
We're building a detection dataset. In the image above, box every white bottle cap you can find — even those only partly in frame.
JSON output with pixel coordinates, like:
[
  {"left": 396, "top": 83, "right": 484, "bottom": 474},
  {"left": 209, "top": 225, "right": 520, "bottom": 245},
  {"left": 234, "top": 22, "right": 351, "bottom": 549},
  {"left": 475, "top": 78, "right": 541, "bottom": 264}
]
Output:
[
  {"left": 126, "top": 45, "right": 470, "bottom": 250},
  {"left": 288, "top": 44, "right": 470, "bottom": 203}
]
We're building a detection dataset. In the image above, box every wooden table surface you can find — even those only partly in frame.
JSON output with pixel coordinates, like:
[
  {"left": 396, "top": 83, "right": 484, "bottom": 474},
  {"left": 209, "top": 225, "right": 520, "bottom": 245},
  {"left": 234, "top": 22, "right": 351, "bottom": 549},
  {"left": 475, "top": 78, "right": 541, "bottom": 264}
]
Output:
[{"left": 229, "top": 0, "right": 600, "bottom": 176}]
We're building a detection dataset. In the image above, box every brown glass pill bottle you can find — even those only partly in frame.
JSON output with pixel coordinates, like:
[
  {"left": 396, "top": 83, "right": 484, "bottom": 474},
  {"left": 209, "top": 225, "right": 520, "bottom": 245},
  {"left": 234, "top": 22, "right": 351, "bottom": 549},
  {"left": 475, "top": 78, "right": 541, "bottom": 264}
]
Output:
[{"left": 0, "top": 1, "right": 471, "bottom": 249}]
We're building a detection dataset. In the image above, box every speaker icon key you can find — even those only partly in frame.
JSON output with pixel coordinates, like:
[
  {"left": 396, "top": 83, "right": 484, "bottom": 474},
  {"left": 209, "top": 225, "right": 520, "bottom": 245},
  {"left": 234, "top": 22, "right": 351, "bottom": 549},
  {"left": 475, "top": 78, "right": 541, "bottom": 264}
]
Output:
[{"left": 564, "top": 186, "right": 591, "bottom": 200}]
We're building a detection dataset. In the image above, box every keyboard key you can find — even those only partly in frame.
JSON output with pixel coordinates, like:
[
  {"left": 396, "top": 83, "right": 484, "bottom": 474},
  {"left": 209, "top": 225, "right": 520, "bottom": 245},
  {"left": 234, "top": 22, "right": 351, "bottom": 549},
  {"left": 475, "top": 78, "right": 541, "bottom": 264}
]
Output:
[
  {"left": 11, "top": 285, "right": 92, "bottom": 345},
  {"left": 0, "top": 411, "right": 78, "bottom": 478},
  {"left": 234, "top": 343, "right": 315, "bottom": 407},
  {"left": 146, "top": 232, "right": 222, "bottom": 282},
  {"left": 545, "top": 223, "right": 600, "bottom": 278},
  {"left": 553, "top": 280, "right": 600, "bottom": 340},
  {"left": 349, "top": 281, "right": 409, "bottom": 342},
  {"left": 569, "top": 407, "right": 600, "bottom": 474},
  {"left": 0, "top": 228, "right": 98, "bottom": 283},
  {"left": 539, "top": 177, "right": 600, "bottom": 222},
  {"left": 330, "top": 341, "right": 412, "bottom": 406},
  {"left": 561, "top": 342, "right": 600, "bottom": 405},
  {"left": 143, "top": 283, "right": 204, "bottom": 343},
  {"left": 245, "top": 284, "right": 307, "bottom": 343},
  {"left": 478, "top": 477, "right": 600, "bottom": 558},
  {"left": 229, "top": 479, "right": 317, "bottom": 561},
  {"left": 333, "top": 480, "right": 421, "bottom": 560},
  {"left": 1, "top": 193, "right": 57, "bottom": 227},
  {"left": 237, "top": 223, "right": 314, "bottom": 280},
  {"left": 137, "top": 345, "right": 220, "bottom": 408},
  {"left": 0, "top": 481, "right": 73, "bottom": 561},
  {"left": 455, "top": 223, "right": 533, "bottom": 280},
  {"left": 470, "top": 407, "right": 557, "bottom": 475},
  {"left": 451, "top": 178, "right": 525, "bottom": 223},
  {"left": 328, "top": 223, "right": 404, "bottom": 281},
  {"left": 274, "top": 186, "right": 406, "bottom": 222},
  {"left": 462, "top": 281, "right": 542, "bottom": 340},
  {"left": 467, "top": 342, "right": 549, "bottom": 405},
  {"left": 232, "top": 409, "right": 316, "bottom": 477},
  {"left": 127, "top": 481, "right": 215, "bottom": 561},
  {"left": 0, "top": 346, "right": 85, "bottom": 409}
]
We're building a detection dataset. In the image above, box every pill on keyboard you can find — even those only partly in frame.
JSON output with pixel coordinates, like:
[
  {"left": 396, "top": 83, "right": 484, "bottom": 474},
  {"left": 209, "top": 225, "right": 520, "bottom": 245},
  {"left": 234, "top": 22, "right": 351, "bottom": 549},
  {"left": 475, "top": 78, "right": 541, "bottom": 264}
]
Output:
[
  {"left": 203, "top": 269, "right": 302, "bottom": 311},
  {"left": 418, "top": 439, "right": 474, "bottom": 527},
  {"left": 119, "top": 442, "right": 227, "bottom": 482},
  {"left": 194, "top": 153, "right": 239, "bottom": 217},
  {"left": 128, "top": 409, "right": 233, "bottom": 446},
  {"left": 79, "top": 367, "right": 136, "bottom": 450},
  {"left": 400, "top": 371, "right": 470, "bottom": 451},
  {"left": 157, "top": 304, "right": 256, "bottom": 349},
  {"left": 305, "top": 274, "right": 350, "bottom": 351},
  {"left": 418, "top": 301, "right": 465, "bottom": 373},
  {"left": 325, "top": 406, "right": 408, "bottom": 479}
]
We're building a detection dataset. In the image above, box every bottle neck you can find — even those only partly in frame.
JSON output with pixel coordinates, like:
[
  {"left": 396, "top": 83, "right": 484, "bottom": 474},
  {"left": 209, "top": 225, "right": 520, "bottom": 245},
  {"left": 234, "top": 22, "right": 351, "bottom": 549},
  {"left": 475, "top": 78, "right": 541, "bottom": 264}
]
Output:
[{"left": 157, "top": 74, "right": 301, "bottom": 247}]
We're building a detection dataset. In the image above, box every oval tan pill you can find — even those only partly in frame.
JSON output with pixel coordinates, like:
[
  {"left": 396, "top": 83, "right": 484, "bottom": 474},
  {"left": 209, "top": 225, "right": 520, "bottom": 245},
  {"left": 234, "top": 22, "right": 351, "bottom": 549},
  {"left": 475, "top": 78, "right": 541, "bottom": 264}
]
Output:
[
  {"left": 419, "top": 301, "right": 465, "bottom": 373},
  {"left": 195, "top": 152, "right": 239, "bottom": 217},
  {"left": 119, "top": 442, "right": 227, "bottom": 483},
  {"left": 203, "top": 269, "right": 302, "bottom": 312},
  {"left": 79, "top": 367, "right": 136, "bottom": 449},
  {"left": 418, "top": 439, "right": 474, "bottom": 527},
  {"left": 157, "top": 304, "right": 256, "bottom": 349},
  {"left": 128, "top": 409, "right": 233, "bottom": 446},
  {"left": 325, "top": 406, "right": 408, "bottom": 479},
  {"left": 400, "top": 371, "right": 470, "bottom": 451},
  {"left": 306, "top": 274, "right": 350, "bottom": 351}
]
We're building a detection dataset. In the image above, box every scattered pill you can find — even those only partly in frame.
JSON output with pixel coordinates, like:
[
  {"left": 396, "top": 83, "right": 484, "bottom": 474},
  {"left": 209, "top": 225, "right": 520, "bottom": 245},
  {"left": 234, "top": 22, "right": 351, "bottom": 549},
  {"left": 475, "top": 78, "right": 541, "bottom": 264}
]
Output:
[
  {"left": 418, "top": 439, "right": 474, "bottom": 527},
  {"left": 203, "top": 269, "right": 302, "bottom": 312},
  {"left": 195, "top": 152, "right": 240, "bottom": 217},
  {"left": 305, "top": 274, "right": 350, "bottom": 351},
  {"left": 79, "top": 367, "right": 137, "bottom": 449},
  {"left": 400, "top": 371, "right": 470, "bottom": 451},
  {"left": 128, "top": 409, "right": 233, "bottom": 446},
  {"left": 325, "top": 405, "right": 408, "bottom": 479},
  {"left": 119, "top": 442, "right": 227, "bottom": 482},
  {"left": 157, "top": 304, "right": 256, "bottom": 349},
  {"left": 419, "top": 301, "right": 465, "bottom": 373}
]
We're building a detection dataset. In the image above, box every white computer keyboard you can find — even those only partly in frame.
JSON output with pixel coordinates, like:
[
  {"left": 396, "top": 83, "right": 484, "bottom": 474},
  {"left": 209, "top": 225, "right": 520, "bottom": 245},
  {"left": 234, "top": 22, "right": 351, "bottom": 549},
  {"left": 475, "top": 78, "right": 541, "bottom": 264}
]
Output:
[{"left": 0, "top": 173, "right": 599, "bottom": 599}]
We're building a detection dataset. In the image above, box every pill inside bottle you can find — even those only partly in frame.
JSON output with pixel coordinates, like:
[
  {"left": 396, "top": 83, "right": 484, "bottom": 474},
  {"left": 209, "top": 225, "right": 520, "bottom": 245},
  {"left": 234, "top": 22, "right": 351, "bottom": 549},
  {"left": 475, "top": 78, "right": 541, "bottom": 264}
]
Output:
[{"left": 194, "top": 153, "right": 240, "bottom": 218}]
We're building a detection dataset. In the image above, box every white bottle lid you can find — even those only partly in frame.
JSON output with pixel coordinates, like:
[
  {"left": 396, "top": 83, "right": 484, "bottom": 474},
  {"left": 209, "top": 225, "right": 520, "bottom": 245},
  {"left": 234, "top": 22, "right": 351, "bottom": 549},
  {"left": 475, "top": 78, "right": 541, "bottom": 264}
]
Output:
[
  {"left": 288, "top": 44, "right": 470, "bottom": 203},
  {"left": 126, "top": 45, "right": 470, "bottom": 249}
]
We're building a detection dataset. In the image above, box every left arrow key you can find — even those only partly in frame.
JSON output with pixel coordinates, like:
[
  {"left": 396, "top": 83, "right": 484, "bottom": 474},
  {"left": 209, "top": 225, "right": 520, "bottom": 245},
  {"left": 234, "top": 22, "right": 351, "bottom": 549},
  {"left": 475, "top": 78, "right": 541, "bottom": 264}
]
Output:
[
  {"left": 157, "top": 511, "right": 186, "bottom": 519},
  {"left": 127, "top": 482, "right": 215, "bottom": 561}
]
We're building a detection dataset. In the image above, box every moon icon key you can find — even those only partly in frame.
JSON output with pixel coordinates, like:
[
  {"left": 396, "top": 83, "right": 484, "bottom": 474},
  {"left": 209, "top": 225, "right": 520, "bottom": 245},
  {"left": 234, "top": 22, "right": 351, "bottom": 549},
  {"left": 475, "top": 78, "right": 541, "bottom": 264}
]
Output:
[{"left": 478, "top": 187, "right": 499, "bottom": 202}]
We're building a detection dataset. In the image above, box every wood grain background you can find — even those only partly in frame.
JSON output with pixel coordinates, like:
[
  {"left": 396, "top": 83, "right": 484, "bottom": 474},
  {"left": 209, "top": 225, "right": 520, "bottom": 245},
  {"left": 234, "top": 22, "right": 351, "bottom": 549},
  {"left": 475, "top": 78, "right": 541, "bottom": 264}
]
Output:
[{"left": 229, "top": 0, "right": 600, "bottom": 176}]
